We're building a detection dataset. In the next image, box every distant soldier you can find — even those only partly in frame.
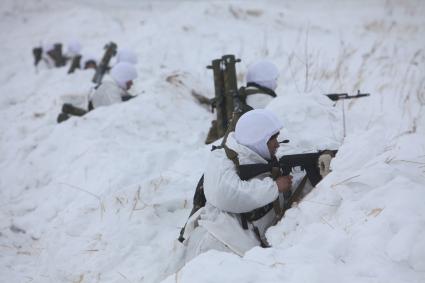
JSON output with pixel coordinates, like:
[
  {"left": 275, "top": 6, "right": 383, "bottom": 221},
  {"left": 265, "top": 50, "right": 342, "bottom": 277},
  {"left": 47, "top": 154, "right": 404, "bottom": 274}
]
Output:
[
  {"left": 57, "top": 62, "right": 138, "bottom": 123},
  {"left": 68, "top": 52, "right": 98, "bottom": 74},
  {"left": 32, "top": 42, "right": 68, "bottom": 70},
  {"left": 90, "top": 62, "right": 138, "bottom": 108},
  {"left": 239, "top": 60, "right": 279, "bottom": 109}
]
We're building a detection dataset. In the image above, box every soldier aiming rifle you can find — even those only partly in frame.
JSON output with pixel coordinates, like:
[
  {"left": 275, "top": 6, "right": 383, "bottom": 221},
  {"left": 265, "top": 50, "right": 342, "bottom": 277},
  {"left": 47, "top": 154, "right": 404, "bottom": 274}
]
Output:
[
  {"left": 57, "top": 42, "right": 119, "bottom": 122},
  {"left": 179, "top": 109, "right": 338, "bottom": 261}
]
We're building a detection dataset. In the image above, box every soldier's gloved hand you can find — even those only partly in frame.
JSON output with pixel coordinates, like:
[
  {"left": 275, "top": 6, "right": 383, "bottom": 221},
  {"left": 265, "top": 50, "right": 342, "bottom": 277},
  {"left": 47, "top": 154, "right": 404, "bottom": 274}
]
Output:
[
  {"left": 276, "top": 175, "right": 292, "bottom": 193},
  {"left": 318, "top": 153, "right": 333, "bottom": 177}
]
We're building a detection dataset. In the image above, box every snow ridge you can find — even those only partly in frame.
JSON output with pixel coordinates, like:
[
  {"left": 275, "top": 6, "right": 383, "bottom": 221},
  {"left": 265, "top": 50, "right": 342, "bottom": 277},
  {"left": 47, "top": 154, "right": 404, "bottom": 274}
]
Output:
[{"left": 0, "top": 0, "right": 424, "bottom": 282}]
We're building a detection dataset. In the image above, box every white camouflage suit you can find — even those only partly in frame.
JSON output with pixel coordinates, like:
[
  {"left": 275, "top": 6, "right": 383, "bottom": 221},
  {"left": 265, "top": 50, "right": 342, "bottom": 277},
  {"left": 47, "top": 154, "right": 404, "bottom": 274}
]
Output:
[
  {"left": 245, "top": 60, "right": 279, "bottom": 109},
  {"left": 91, "top": 62, "right": 137, "bottom": 108},
  {"left": 183, "top": 109, "right": 286, "bottom": 262}
]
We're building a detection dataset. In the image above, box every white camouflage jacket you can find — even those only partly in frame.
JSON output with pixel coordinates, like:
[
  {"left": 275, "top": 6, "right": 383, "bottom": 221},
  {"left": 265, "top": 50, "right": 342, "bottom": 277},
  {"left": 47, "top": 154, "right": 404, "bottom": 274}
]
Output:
[
  {"left": 183, "top": 132, "right": 284, "bottom": 257},
  {"left": 90, "top": 77, "right": 128, "bottom": 108}
]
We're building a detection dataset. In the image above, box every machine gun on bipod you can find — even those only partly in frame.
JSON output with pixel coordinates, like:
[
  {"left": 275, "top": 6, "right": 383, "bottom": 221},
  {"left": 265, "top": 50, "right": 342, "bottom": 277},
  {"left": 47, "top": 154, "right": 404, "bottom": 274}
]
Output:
[{"left": 325, "top": 90, "right": 370, "bottom": 138}]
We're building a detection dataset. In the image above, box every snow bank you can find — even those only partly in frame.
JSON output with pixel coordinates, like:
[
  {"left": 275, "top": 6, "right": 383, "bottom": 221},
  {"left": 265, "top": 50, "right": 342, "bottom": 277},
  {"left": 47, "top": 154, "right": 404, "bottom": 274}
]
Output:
[{"left": 1, "top": 0, "right": 424, "bottom": 282}]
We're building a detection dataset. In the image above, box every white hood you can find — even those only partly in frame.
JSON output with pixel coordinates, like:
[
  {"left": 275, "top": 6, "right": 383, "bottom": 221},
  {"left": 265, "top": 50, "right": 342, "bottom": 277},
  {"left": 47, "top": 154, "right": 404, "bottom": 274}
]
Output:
[
  {"left": 234, "top": 109, "right": 283, "bottom": 160},
  {"left": 43, "top": 43, "right": 54, "bottom": 53},
  {"left": 116, "top": 48, "right": 138, "bottom": 65},
  {"left": 91, "top": 78, "right": 126, "bottom": 108},
  {"left": 246, "top": 60, "right": 279, "bottom": 91},
  {"left": 67, "top": 39, "right": 82, "bottom": 56},
  {"left": 110, "top": 62, "right": 138, "bottom": 88}
]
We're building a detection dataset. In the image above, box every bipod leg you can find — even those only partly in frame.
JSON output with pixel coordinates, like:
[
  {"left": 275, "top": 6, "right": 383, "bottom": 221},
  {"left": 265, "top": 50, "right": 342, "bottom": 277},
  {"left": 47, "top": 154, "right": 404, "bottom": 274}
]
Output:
[{"left": 342, "top": 99, "right": 346, "bottom": 138}]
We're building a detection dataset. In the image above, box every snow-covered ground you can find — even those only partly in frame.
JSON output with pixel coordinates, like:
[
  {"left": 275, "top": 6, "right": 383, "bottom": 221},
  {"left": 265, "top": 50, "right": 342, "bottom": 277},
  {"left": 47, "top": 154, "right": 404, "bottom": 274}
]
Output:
[{"left": 1, "top": 0, "right": 424, "bottom": 282}]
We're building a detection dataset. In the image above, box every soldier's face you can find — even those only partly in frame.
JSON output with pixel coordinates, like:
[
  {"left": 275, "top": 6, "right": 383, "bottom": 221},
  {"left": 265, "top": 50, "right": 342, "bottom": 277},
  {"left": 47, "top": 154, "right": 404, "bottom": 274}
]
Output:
[
  {"left": 267, "top": 133, "right": 280, "bottom": 157},
  {"left": 84, "top": 61, "right": 97, "bottom": 70},
  {"left": 126, "top": 81, "right": 133, "bottom": 90}
]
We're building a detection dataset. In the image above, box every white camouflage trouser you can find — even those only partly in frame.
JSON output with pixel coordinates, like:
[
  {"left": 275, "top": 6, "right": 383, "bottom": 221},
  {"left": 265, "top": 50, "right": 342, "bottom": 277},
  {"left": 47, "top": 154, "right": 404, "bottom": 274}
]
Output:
[{"left": 184, "top": 226, "right": 233, "bottom": 263}]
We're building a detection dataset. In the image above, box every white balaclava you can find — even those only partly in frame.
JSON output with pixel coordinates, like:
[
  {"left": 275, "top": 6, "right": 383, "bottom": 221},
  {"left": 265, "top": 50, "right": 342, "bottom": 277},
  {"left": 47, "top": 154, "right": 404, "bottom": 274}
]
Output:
[
  {"left": 234, "top": 109, "right": 283, "bottom": 160},
  {"left": 110, "top": 62, "right": 138, "bottom": 89},
  {"left": 67, "top": 40, "right": 82, "bottom": 56},
  {"left": 246, "top": 60, "right": 279, "bottom": 91},
  {"left": 116, "top": 48, "right": 138, "bottom": 65}
]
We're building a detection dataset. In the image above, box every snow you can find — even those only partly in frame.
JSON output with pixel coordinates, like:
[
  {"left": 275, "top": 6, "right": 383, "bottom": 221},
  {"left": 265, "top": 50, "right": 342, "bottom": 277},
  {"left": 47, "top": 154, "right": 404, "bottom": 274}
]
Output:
[{"left": 1, "top": 0, "right": 424, "bottom": 282}]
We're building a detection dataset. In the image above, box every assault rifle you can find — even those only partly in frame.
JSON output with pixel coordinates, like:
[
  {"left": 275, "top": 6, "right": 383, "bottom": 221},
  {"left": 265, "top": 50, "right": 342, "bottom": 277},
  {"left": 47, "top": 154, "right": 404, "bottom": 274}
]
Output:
[
  {"left": 239, "top": 150, "right": 337, "bottom": 187},
  {"left": 178, "top": 149, "right": 337, "bottom": 243},
  {"left": 325, "top": 90, "right": 370, "bottom": 137},
  {"left": 47, "top": 43, "right": 67, "bottom": 67},
  {"left": 325, "top": 90, "right": 370, "bottom": 101},
  {"left": 32, "top": 47, "right": 43, "bottom": 67},
  {"left": 67, "top": 55, "right": 82, "bottom": 74},
  {"left": 239, "top": 149, "right": 337, "bottom": 225},
  {"left": 205, "top": 54, "right": 242, "bottom": 144},
  {"left": 92, "top": 42, "right": 117, "bottom": 85}
]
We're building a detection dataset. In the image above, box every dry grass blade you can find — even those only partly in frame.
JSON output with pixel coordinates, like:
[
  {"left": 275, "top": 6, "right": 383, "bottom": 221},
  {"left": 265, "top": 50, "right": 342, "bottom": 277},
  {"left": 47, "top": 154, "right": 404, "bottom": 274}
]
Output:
[{"left": 331, "top": 175, "right": 361, "bottom": 188}]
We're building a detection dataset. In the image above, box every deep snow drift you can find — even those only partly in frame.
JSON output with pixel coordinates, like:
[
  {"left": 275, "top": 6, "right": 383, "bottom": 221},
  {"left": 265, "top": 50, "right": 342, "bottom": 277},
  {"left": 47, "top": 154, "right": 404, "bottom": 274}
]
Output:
[{"left": 0, "top": 0, "right": 424, "bottom": 282}]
